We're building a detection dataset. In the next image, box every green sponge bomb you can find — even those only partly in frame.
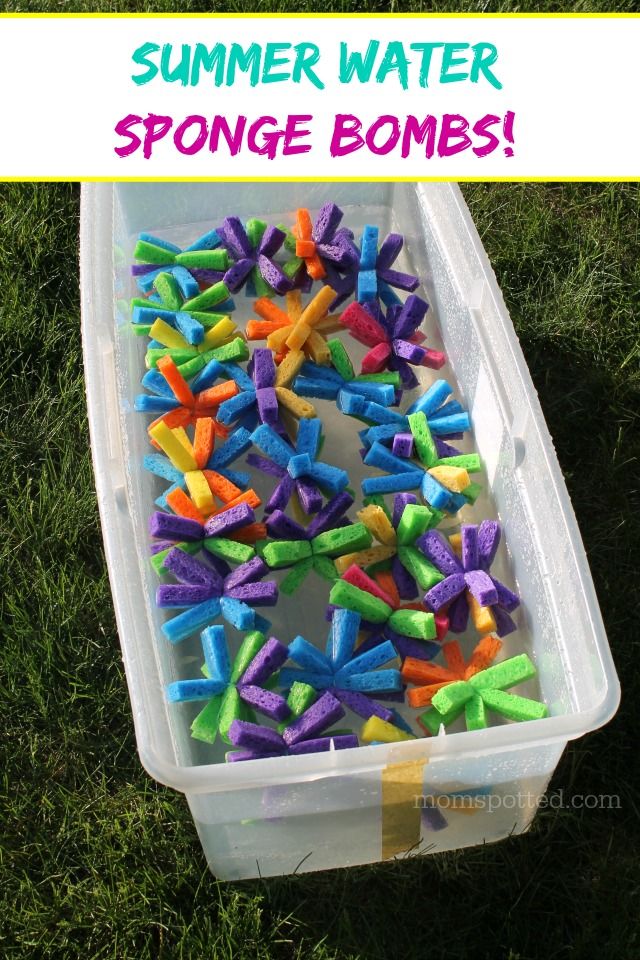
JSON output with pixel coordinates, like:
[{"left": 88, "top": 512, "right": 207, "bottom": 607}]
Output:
[{"left": 418, "top": 654, "right": 548, "bottom": 734}]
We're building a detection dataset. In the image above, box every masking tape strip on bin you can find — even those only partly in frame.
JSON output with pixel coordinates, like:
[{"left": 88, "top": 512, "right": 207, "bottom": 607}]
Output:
[{"left": 381, "top": 758, "right": 428, "bottom": 860}]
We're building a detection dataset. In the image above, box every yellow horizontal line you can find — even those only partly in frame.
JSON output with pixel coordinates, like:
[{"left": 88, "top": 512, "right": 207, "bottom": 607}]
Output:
[
  {"left": 1, "top": 11, "right": 638, "bottom": 17},
  {"left": 2, "top": 177, "right": 638, "bottom": 183}
]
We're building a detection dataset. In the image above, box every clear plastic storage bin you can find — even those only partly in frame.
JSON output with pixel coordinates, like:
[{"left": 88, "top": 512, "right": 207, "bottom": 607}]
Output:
[{"left": 80, "top": 182, "right": 620, "bottom": 880}]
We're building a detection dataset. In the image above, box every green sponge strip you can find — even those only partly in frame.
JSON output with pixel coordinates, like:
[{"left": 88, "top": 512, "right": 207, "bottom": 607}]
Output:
[
  {"left": 134, "top": 239, "right": 176, "bottom": 265},
  {"left": 408, "top": 411, "right": 438, "bottom": 467},
  {"left": 175, "top": 249, "right": 228, "bottom": 270},
  {"left": 437, "top": 453, "right": 482, "bottom": 473},
  {"left": 203, "top": 537, "right": 254, "bottom": 565},
  {"left": 155, "top": 272, "right": 183, "bottom": 312},
  {"left": 206, "top": 337, "right": 250, "bottom": 364},
  {"left": 190, "top": 694, "right": 224, "bottom": 744},
  {"left": 469, "top": 654, "right": 536, "bottom": 692},
  {"left": 288, "top": 681, "right": 317, "bottom": 718},
  {"left": 218, "top": 686, "right": 254, "bottom": 743},
  {"left": 387, "top": 608, "right": 436, "bottom": 640},
  {"left": 480, "top": 688, "right": 548, "bottom": 722},
  {"left": 132, "top": 324, "right": 152, "bottom": 337},
  {"left": 230, "top": 631, "right": 267, "bottom": 683},
  {"left": 280, "top": 559, "right": 314, "bottom": 595},
  {"left": 312, "top": 522, "right": 372, "bottom": 557},
  {"left": 246, "top": 218, "right": 267, "bottom": 248},
  {"left": 313, "top": 555, "right": 337, "bottom": 581},
  {"left": 462, "top": 481, "right": 482, "bottom": 504},
  {"left": 263, "top": 540, "right": 313, "bottom": 568},
  {"left": 418, "top": 702, "right": 465, "bottom": 735},
  {"left": 283, "top": 255, "right": 303, "bottom": 279},
  {"left": 183, "top": 280, "right": 230, "bottom": 313},
  {"left": 465, "top": 694, "right": 488, "bottom": 730},
  {"left": 396, "top": 504, "right": 435, "bottom": 546},
  {"left": 329, "top": 580, "right": 392, "bottom": 623},
  {"left": 191, "top": 311, "right": 232, "bottom": 328},
  {"left": 147, "top": 347, "right": 197, "bottom": 368},
  {"left": 151, "top": 540, "right": 201, "bottom": 576},
  {"left": 397, "top": 546, "right": 444, "bottom": 591},
  {"left": 355, "top": 371, "right": 401, "bottom": 387},
  {"left": 328, "top": 339, "right": 355, "bottom": 381},
  {"left": 432, "top": 680, "right": 474, "bottom": 714},
  {"left": 252, "top": 265, "right": 274, "bottom": 299}
]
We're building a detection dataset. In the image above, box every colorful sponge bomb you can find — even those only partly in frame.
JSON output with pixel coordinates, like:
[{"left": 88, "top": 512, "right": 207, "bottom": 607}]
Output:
[
  {"left": 246, "top": 287, "right": 342, "bottom": 365},
  {"left": 419, "top": 654, "right": 548, "bottom": 734},
  {"left": 278, "top": 608, "right": 403, "bottom": 723},
  {"left": 166, "top": 625, "right": 290, "bottom": 744},
  {"left": 341, "top": 295, "right": 444, "bottom": 389},
  {"left": 217, "top": 216, "right": 292, "bottom": 297},
  {"left": 355, "top": 224, "right": 420, "bottom": 307},
  {"left": 132, "top": 228, "right": 227, "bottom": 297},
  {"left": 421, "top": 522, "right": 520, "bottom": 637}
]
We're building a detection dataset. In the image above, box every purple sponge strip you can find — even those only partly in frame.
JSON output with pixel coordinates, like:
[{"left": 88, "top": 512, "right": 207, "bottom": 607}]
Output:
[
  {"left": 490, "top": 577, "right": 520, "bottom": 612},
  {"left": 334, "top": 688, "right": 394, "bottom": 723},
  {"left": 157, "top": 583, "right": 213, "bottom": 607},
  {"left": 313, "top": 202, "right": 344, "bottom": 245},
  {"left": 464, "top": 570, "right": 498, "bottom": 607},
  {"left": 392, "top": 493, "right": 418, "bottom": 528},
  {"left": 256, "top": 387, "right": 279, "bottom": 425},
  {"left": 306, "top": 491, "right": 354, "bottom": 538},
  {"left": 461, "top": 524, "right": 479, "bottom": 572},
  {"left": 226, "top": 582, "right": 279, "bottom": 606},
  {"left": 149, "top": 512, "right": 203, "bottom": 541},
  {"left": 258, "top": 225, "right": 286, "bottom": 259},
  {"left": 247, "top": 453, "right": 286, "bottom": 479},
  {"left": 478, "top": 520, "right": 501, "bottom": 569},
  {"left": 240, "top": 636, "right": 289, "bottom": 686},
  {"left": 265, "top": 510, "right": 307, "bottom": 540},
  {"left": 259, "top": 255, "right": 292, "bottom": 295},
  {"left": 282, "top": 690, "right": 345, "bottom": 746},
  {"left": 204, "top": 502, "right": 254, "bottom": 537},
  {"left": 220, "top": 217, "right": 253, "bottom": 259},
  {"left": 224, "top": 556, "right": 268, "bottom": 590},
  {"left": 448, "top": 592, "right": 470, "bottom": 632},
  {"left": 424, "top": 573, "right": 466, "bottom": 611},
  {"left": 376, "top": 233, "right": 403, "bottom": 272},
  {"left": 251, "top": 348, "right": 276, "bottom": 390},
  {"left": 289, "top": 734, "right": 358, "bottom": 755},
  {"left": 163, "top": 547, "right": 221, "bottom": 589},
  {"left": 392, "top": 555, "right": 419, "bottom": 600},
  {"left": 239, "top": 685, "right": 291, "bottom": 721},
  {"left": 224, "top": 258, "right": 254, "bottom": 291},
  {"left": 417, "top": 530, "right": 464, "bottom": 576},
  {"left": 228, "top": 719, "right": 286, "bottom": 752}
]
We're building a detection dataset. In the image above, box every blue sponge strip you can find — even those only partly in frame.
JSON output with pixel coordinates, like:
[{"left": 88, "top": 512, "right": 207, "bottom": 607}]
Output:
[
  {"left": 347, "top": 381, "right": 395, "bottom": 405},
  {"left": 429, "top": 412, "right": 470, "bottom": 435},
  {"left": 364, "top": 442, "right": 418, "bottom": 474},
  {"left": 338, "top": 670, "right": 402, "bottom": 693},
  {"left": 289, "top": 635, "right": 333, "bottom": 674},
  {"left": 139, "top": 232, "right": 181, "bottom": 255},
  {"left": 220, "top": 361, "right": 255, "bottom": 392},
  {"left": 295, "top": 418, "right": 322, "bottom": 457},
  {"left": 251, "top": 424, "right": 294, "bottom": 469},
  {"left": 132, "top": 305, "right": 178, "bottom": 327},
  {"left": 293, "top": 376, "right": 339, "bottom": 401},
  {"left": 166, "top": 678, "right": 225, "bottom": 702},
  {"left": 162, "top": 598, "right": 222, "bottom": 644},
  {"left": 359, "top": 225, "right": 379, "bottom": 270},
  {"left": 171, "top": 265, "right": 200, "bottom": 300},
  {"left": 305, "top": 461, "right": 349, "bottom": 493},
  {"left": 218, "top": 467, "right": 250, "bottom": 489},
  {"left": 420, "top": 472, "right": 454, "bottom": 510},
  {"left": 202, "top": 625, "right": 232, "bottom": 684},
  {"left": 220, "top": 596, "right": 256, "bottom": 632},
  {"left": 300, "top": 361, "right": 343, "bottom": 385},
  {"left": 217, "top": 390, "right": 256, "bottom": 425},
  {"left": 407, "top": 379, "right": 452, "bottom": 416},
  {"left": 378, "top": 279, "right": 402, "bottom": 308},
  {"left": 328, "top": 608, "right": 359, "bottom": 671},
  {"left": 288, "top": 453, "right": 313, "bottom": 479},
  {"left": 144, "top": 453, "right": 183, "bottom": 484},
  {"left": 208, "top": 427, "right": 253, "bottom": 469},
  {"left": 141, "top": 368, "right": 176, "bottom": 399},
  {"left": 357, "top": 269, "right": 378, "bottom": 302},
  {"left": 175, "top": 311, "right": 204, "bottom": 345},
  {"left": 190, "top": 359, "right": 224, "bottom": 393},
  {"left": 136, "top": 268, "right": 165, "bottom": 293},
  {"left": 184, "top": 228, "right": 222, "bottom": 251},
  {"left": 335, "top": 639, "right": 397, "bottom": 681},
  {"left": 362, "top": 471, "right": 423, "bottom": 495},
  {"left": 134, "top": 395, "right": 179, "bottom": 413}
]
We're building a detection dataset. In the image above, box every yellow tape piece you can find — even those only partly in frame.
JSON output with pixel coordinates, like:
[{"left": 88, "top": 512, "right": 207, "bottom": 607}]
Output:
[{"left": 381, "top": 758, "right": 428, "bottom": 861}]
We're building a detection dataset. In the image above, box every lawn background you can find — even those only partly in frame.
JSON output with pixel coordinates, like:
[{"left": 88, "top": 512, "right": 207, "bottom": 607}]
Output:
[{"left": 1, "top": 3, "right": 639, "bottom": 959}]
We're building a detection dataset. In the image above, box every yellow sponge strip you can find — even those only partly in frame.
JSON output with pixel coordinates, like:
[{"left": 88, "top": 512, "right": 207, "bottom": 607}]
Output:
[
  {"left": 428, "top": 465, "right": 471, "bottom": 493},
  {"left": 149, "top": 421, "right": 197, "bottom": 472},
  {"left": 149, "top": 318, "right": 189, "bottom": 350},
  {"left": 184, "top": 470, "right": 215, "bottom": 514},
  {"left": 357, "top": 505, "right": 397, "bottom": 546},
  {"left": 362, "top": 716, "right": 416, "bottom": 744}
]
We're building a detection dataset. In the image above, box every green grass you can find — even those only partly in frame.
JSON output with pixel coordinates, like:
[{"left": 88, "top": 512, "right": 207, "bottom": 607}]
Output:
[
  {"left": 3, "top": 0, "right": 640, "bottom": 12},
  {"left": 1, "top": 181, "right": 638, "bottom": 959}
]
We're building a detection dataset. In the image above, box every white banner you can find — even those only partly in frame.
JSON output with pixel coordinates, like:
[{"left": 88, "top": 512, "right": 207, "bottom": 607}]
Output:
[{"left": 1, "top": 14, "right": 638, "bottom": 178}]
